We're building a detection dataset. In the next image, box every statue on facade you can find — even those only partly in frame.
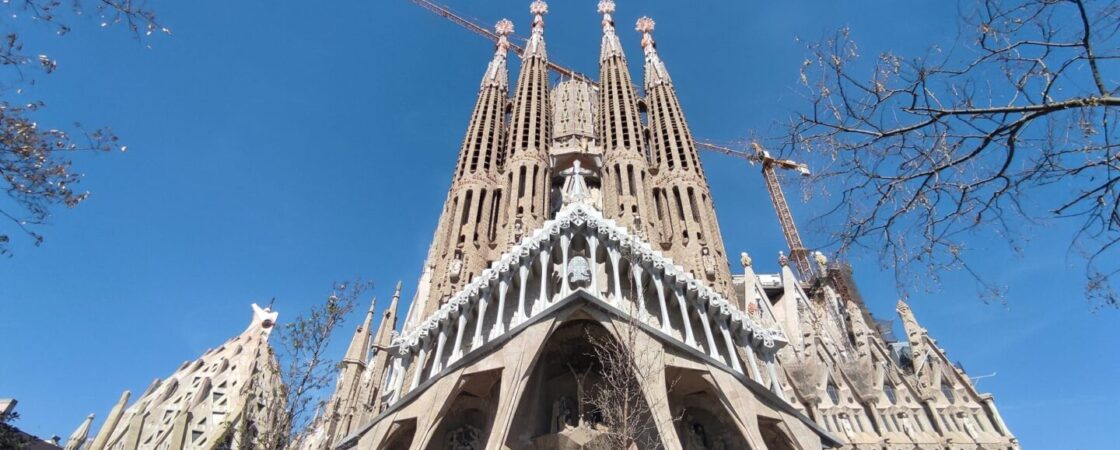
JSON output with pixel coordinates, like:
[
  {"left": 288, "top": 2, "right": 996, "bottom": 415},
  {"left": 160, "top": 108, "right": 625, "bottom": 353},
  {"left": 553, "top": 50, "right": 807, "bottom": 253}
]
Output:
[
  {"left": 511, "top": 217, "right": 525, "bottom": 244},
  {"left": 448, "top": 250, "right": 464, "bottom": 282},
  {"left": 559, "top": 160, "right": 595, "bottom": 206},
  {"left": 701, "top": 246, "right": 716, "bottom": 279}
]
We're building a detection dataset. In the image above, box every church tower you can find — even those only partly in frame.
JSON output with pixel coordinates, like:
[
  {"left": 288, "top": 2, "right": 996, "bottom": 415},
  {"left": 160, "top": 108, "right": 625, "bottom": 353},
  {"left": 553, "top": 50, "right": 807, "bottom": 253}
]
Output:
[
  {"left": 412, "top": 17, "right": 513, "bottom": 323},
  {"left": 639, "top": 17, "right": 735, "bottom": 298},
  {"left": 308, "top": 3, "right": 1019, "bottom": 450},
  {"left": 497, "top": 0, "right": 554, "bottom": 247},
  {"left": 596, "top": 0, "right": 657, "bottom": 240}
]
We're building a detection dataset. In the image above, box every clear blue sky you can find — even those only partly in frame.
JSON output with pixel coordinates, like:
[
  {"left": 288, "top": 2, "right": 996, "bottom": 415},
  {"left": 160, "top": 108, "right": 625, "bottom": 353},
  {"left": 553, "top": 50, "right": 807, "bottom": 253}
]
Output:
[{"left": 1, "top": 1, "right": 1115, "bottom": 448}]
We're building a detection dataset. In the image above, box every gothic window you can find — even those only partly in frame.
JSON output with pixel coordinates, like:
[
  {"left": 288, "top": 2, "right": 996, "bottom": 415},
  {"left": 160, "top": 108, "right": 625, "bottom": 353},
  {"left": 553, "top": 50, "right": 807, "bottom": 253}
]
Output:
[
  {"left": 687, "top": 188, "right": 701, "bottom": 222},
  {"left": 941, "top": 381, "right": 956, "bottom": 404},
  {"left": 627, "top": 165, "right": 637, "bottom": 196},
  {"left": 883, "top": 383, "right": 897, "bottom": 404},
  {"left": 517, "top": 166, "right": 527, "bottom": 199},
  {"left": 827, "top": 382, "right": 840, "bottom": 405}
]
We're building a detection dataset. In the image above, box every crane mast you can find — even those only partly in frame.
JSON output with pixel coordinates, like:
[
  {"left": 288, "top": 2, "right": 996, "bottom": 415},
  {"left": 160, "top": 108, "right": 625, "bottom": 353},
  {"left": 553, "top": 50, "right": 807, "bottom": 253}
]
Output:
[{"left": 757, "top": 148, "right": 814, "bottom": 279}]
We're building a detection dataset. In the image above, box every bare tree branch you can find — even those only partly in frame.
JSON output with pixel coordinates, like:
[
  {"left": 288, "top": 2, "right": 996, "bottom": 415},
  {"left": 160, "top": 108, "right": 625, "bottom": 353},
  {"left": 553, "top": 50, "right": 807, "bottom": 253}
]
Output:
[{"left": 784, "top": 0, "right": 1120, "bottom": 307}]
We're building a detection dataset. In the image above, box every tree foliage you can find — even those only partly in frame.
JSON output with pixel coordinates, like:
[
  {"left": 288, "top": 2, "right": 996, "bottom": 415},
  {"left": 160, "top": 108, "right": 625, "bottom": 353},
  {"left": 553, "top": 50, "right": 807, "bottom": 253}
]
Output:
[
  {"left": 0, "top": 1, "right": 168, "bottom": 255},
  {"left": 788, "top": 0, "right": 1120, "bottom": 306},
  {"left": 0, "top": 410, "right": 30, "bottom": 450}
]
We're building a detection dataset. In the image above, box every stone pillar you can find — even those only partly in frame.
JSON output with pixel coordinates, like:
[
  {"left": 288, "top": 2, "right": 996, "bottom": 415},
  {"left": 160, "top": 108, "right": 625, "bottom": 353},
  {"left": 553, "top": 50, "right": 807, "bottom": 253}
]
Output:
[
  {"left": 472, "top": 290, "right": 489, "bottom": 350},
  {"left": 653, "top": 273, "right": 671, "bottom": 334},
  {"left": 560, "top": 233, "right": 571, "bottom": 297},
  {"left": 609, "top": 247, "right": 622, "bottom": 305},
  {"left": 718, "top": 321, "right": 743, "bottom": 374},
  {"left": 697, "top": 304, "right": 721, "bottom": 360},
  {"left": 428, "top": 325, "right": 448, "bottom": 377},
  {"left": 587, "top": 234, "right": 600, "bottom": 296},
  {"left": 535, "top": 246, "right": 551, "bottom": 313},
  {"left": 674, "top": 285, "right": 697, "bottom": 348},
  {"left": 410, "top": 338, "right": 429, "bottom": 390},
  {"left": 514, "top": 264, "right": 530, "bottom": 326},
  {"left": 491, "top": 275, "right": 510, "bottom": 338},
  {"left": 631, "top": 263, "right": 646, "bottom": 320},
  {"left": 449, "top": 304, "right": 469, "bottom": 363}
]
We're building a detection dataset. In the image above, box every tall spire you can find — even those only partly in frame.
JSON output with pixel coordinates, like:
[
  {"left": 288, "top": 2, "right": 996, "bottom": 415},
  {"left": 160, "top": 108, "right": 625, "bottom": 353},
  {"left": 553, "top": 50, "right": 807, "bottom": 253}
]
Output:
[
  {"left": 419, "top": 18, "right": 516, "bottom": 319},
  {"left": 498, "top": 1, "right": 553, "bottom": 245},
  {"left": 637, "top": 17, "right": 672, "bottom": 87},
  {"left": 639, "top": 16, "right": 734, "bottom": 296},
  {"left": 356, "top": 280, "right": 403, "bottom": 424},
  {"left": 596, "top": 0, "right": 657, "bottom": 240},
  {"left": 344, "top": 296, "right": 376, "bottom": 364}
]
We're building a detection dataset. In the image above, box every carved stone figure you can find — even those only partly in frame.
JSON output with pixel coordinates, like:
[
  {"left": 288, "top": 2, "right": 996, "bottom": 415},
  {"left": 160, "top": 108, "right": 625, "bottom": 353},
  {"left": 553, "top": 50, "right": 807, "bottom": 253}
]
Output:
[
  {"left": 448, "top": 251, "right": 464, "bottom": 282},
  {"left": 559, "top": 160, "right": 595, "bottom": 206},
  {"left": 701, "top": 246, "right": 716, "bottom": 279},
  {"left": 446, "top": 425, "right": 482, "bottom": 450},
  {"left": 739, "top": 251, "right": 752, "bottom": 268},
  {"left": 511, "top": 217, "right": 525, "bottom": 244}
]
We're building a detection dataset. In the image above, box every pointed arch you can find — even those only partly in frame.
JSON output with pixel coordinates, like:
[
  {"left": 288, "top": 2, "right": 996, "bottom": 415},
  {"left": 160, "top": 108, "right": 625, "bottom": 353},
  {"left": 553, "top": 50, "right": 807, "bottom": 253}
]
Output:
[{"left": 504, "top": 318, "right": 663, "bottom": 449}]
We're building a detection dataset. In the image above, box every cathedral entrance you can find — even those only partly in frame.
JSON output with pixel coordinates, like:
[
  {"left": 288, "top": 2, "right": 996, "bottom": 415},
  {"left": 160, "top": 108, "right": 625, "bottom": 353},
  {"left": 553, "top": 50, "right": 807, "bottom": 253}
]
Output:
[{"left": 506, "top": 319, "right": 662, "bottom": 449}]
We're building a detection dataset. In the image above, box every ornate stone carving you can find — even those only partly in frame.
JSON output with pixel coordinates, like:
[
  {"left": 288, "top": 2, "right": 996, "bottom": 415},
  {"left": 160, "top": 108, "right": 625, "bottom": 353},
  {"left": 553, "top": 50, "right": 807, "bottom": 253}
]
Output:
[
  {"left": 446, "top": 425, "right": 482, "bottom": 450},
  {"left": 568, "top": 255, "right": 591, "bottom": 286}
]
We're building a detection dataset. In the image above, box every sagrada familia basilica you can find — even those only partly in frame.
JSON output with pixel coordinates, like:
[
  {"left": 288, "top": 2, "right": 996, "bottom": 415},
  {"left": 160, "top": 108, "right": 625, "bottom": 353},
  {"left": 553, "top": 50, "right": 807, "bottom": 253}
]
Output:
[{"left": 60, "top": 1, "right": 1020, "bottom": 449}]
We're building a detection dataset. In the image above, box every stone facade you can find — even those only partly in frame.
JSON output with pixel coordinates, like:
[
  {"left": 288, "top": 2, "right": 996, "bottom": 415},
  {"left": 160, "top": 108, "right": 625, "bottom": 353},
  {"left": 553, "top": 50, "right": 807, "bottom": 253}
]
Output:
[
  {"left": 299, "top": 2, "right": 1020, "bottom": 449},
  {"left": 74, "top": 304, "right": 286, "bottom": 450}
]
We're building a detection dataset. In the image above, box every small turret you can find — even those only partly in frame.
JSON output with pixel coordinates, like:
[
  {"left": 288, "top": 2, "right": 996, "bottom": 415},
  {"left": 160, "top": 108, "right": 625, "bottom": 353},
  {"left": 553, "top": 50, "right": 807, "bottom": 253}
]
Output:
[{"left": 64, "top": 414, "right": 94, "bottom": 450}]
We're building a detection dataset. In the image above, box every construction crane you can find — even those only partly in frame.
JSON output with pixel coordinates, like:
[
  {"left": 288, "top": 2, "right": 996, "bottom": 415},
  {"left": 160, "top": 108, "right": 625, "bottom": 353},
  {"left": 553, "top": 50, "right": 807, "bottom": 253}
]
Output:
[
  {"left": 409, "top": 0, "right": 594, "bottom": 84},
  {"left": 697, "top": 140, "right": 815, "bottom": 279},
  {"left": 409, "top": 0, "right": 820, "bottom": 279}
]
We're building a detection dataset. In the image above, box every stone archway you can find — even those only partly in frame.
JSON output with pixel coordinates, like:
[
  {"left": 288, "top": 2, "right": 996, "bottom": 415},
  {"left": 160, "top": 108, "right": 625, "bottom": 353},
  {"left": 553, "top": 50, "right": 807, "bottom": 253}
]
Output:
[
  {"left": 505, "top": 318, "right": 663, "bottom": 449},
  {"left": 667, "top": 368, "right": 751, "bottom": 450},
  {"left": 378, "top": 418, "right": 416, "bottom": 450},
  {"left": 757, "top": 417, "right": 797, "bottom": 450},
  {"left": 424, "top": 369, "right": 501, "bottom": 450}
]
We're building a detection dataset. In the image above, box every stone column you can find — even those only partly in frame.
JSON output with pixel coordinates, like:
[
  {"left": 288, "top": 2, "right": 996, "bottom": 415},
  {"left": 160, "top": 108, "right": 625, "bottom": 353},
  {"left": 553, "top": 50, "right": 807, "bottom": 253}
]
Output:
[
  {"left": 560, "top": 233, "right": 571, "bottom": 297},
  {"left": 609, "top": 247, "right": 622, "bottom": 305},
  {"left": 491, "top": 275, "right": 510, "bottom": 338},
  {"left": 390, "top": 352, "right": 408, "bottom": 403},
  {"left": 673, "top": 285, "right": 697, "bottom": 348},
  {"left": 653, "top": 273, "right": 671, "bottom": 334},
  {"left": 410, "top": 338, "right": 429, "bottom": 390},
  {"left": 514, "top": 264, "right": 530, "bottom": 326},
  {"left": 428, "top": 324, "right": 448, "bottom": 377},
  {"left": 535, "top": 246, "right": 551, "bottom": 313},
  {"left": 762, "top": 348, "right": 784, "bottom": 399},
  {"left": 472, "top": 290, "right": 489, "bottom": 350},
  {"left": 587, "top": 234, "right": 600, "bottom": 296},
  {"left": 741, "top": 334, "right": 762, "bottom": 383},
  {"left": 697, "top": 303, "right": 721, "bottom": 360},
  {"left": 718, "top": 321, "right": 743, "bottom": 374},
  {"left": 631, "top": 263, "right": 646, "bottom": 320},
  {"left": 449, "top": 304, "right": 469, "bottom": 363}
]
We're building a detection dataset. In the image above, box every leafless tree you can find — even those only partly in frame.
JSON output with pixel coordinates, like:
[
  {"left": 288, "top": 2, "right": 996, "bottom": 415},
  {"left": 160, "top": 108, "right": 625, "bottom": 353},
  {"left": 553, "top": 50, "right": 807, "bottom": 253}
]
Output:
[
  {"left": 786, "top": 0, "right": 1120, "bottom": 307},
  {"left": 581, "top": 316, "right": 675, "bottom": 450},
  {"left": 0, "top": 1, "right": 168, "bottom": 255},
  {"left": 257, "top": 279, "right": 373, "bottom": 450}
]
